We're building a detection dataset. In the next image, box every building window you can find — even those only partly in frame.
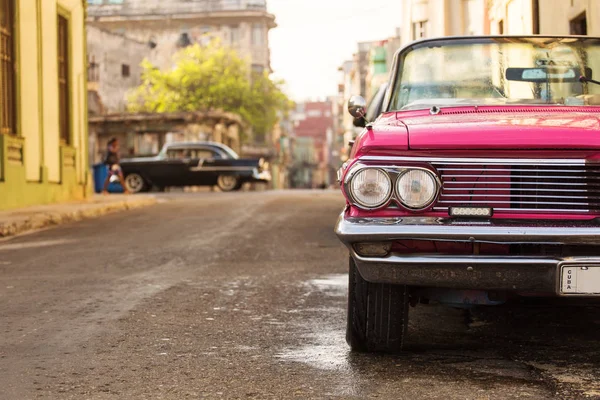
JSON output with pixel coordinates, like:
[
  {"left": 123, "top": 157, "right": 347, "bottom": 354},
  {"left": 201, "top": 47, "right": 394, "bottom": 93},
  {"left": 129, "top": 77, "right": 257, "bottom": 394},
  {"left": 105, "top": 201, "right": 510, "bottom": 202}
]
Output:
[
  {"left": 58, "top": 14, "right": 71, "bottom": 145},
  {"left": 412, "top": 20, "right": 427, "bottom": 40},
  {"left": 0, "top": 0, "right": 16, "bottom": 136},
  {"left": 251, "top": 64, "right": 264, "bottom": 74},
  {"left": 498, "top": 20, "right": 504, "bottom": 34},
  {"left": 252, "top": 23, "right": 264, "bottom": 46},
  {"left": 570, "top": 12, "right": 587, "bottom": 35},
  {"left": 230, "top": 25, "right": 240, "bottom": 45},
  {"left": 88, "top": 55, "right": 100, "bottom": 83},
  {"left": 177, "top": 32, "right": 192, "bottom": 48},
  {"left": 122, "top": 64, "right": 130, "bottom": 78}
]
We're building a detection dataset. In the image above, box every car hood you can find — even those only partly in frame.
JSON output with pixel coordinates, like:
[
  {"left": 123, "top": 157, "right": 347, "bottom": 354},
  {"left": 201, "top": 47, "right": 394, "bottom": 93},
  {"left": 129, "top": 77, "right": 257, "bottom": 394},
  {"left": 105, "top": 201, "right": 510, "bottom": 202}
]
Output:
[{"left": 398, "top": 107, "right": 600, "bottom": 150}]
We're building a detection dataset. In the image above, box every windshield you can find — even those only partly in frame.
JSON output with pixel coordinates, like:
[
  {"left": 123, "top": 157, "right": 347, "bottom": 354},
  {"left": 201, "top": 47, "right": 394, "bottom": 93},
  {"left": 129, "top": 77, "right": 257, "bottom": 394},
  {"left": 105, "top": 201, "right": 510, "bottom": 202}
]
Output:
[
  {"left": 219, "top": 145, "right": 239, "bottom": 159},
  {"left": 388, "top": 37, "right": 600, "bottom": 111}
]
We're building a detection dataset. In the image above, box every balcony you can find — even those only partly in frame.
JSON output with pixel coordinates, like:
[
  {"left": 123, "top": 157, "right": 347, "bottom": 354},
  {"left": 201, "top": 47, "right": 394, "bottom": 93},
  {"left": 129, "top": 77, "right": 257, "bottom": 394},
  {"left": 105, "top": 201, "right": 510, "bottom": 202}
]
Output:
[{"left": 87, "top": 0, "right": 268, "bottom": 18}]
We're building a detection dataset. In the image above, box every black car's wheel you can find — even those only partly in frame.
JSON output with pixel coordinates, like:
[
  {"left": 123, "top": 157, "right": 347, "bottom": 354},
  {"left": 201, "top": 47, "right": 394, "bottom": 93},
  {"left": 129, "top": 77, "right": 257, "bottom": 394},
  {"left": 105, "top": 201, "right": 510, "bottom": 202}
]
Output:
[
  {"left": 217, "top": 175, "right": 241, "bottom": 192},
  {"left": 347, "top": 257, "right": 410, "bottom": 353},
  {"left": 124, "top": 173, "right": 148, "bottom": 194}
]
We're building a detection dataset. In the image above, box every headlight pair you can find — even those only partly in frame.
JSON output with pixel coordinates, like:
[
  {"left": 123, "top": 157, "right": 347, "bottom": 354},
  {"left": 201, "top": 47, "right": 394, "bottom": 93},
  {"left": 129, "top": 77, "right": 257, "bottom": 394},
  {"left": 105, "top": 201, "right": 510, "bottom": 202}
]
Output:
[{"left": 346, "top": 166, "right": 439, "bottom": 211}]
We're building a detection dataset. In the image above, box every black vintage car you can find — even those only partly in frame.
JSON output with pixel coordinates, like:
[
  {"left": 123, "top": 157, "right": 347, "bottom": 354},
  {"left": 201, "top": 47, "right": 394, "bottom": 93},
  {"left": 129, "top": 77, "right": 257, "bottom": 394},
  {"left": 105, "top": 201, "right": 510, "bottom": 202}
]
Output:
[{"left": 121, "top": 142, "right": 271, "bottom": 193}]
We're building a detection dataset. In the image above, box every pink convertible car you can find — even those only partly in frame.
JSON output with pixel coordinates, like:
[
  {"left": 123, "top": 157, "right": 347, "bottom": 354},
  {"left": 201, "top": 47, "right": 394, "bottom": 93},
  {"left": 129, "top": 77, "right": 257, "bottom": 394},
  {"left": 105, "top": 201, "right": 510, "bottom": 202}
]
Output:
[{"left": 337, "top": 36, "right": 600, "bottom": 352}]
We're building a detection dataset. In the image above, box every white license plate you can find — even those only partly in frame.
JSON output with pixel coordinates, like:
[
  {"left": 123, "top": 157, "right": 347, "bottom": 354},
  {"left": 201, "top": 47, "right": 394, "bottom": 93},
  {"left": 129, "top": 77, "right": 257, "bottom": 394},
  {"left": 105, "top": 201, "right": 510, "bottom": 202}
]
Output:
[{"left": 561, "top": 266, "right": 600, "bottom": 295}]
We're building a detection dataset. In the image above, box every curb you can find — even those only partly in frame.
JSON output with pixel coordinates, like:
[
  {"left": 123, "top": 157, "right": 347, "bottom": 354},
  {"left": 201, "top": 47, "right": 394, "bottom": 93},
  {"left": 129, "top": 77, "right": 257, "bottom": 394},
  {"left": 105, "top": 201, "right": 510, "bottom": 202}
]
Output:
[{"left": 0, "top": 196, "right": 158, "bottom": 238}]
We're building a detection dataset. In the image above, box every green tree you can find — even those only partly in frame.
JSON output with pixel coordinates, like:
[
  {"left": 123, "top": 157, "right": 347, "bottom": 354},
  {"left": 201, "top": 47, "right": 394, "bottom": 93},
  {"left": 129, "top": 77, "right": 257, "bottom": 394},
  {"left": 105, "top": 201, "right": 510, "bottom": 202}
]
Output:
[{"left": 127, "top": 41, "right": 291, "bottom": 142}]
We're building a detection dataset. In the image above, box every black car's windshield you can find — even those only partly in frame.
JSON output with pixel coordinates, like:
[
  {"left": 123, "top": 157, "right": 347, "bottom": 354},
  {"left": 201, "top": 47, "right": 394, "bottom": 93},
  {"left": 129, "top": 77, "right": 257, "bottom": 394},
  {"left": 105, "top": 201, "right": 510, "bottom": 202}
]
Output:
[{"left": 388, "top": 37, "right": 600, "bottom": 111}]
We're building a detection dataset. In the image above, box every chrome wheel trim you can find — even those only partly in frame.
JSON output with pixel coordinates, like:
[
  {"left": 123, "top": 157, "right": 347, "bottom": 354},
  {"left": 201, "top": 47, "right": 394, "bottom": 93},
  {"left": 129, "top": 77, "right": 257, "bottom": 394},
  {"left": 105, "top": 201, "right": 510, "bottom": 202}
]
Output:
[
  {"left": 125, "top": 173, "right": 144, "bottom": 193},
  {"left": 217, "top": 175, "right": 238, "bottom": 191}
]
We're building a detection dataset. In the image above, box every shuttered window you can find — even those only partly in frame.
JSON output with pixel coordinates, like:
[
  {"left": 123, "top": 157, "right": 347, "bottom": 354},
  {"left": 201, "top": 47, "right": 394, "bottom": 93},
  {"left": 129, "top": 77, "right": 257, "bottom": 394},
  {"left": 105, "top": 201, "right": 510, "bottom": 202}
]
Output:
[
  {"left": 58, "top": 14, "right": 70, "bottom": 144},
  {"left": 0, "top": 0, "right": 16, "bottom": 136}
]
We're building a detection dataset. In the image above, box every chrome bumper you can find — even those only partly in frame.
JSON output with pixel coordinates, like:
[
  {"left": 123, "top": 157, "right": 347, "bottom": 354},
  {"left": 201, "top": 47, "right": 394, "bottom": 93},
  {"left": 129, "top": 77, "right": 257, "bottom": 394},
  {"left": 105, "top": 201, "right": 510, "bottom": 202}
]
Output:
[
  {"left": 335, "top": 213, "right": 600, "bottom": 295},
  {"left": 252, "top": 169, "right": 272, "bottom": 182}
]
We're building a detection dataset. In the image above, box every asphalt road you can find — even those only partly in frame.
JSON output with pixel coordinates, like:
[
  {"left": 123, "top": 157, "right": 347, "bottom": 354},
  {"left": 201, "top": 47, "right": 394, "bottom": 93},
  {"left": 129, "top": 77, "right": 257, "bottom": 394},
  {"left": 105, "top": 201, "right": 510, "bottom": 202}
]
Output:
[{"left": 1, "top": 190, "right": 599, "bottom": 399}]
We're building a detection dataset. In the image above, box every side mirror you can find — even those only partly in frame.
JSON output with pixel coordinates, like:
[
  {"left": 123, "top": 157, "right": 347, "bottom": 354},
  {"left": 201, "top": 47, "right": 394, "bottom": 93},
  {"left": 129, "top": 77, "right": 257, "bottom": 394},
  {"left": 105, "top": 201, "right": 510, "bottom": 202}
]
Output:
[
  {"left": 353, "top": 116, "right": 366, "bottom": 128},
  {"left": 348, "top": 95, "right": 367, "bottom": 119}
]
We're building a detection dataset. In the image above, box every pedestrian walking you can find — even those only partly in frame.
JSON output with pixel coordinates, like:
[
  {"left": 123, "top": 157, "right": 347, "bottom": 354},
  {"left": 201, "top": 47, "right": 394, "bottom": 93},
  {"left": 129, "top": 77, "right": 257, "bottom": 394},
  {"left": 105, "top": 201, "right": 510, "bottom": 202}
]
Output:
[{"left": 102, "top": 138, "right": 130, "bottom": 195}]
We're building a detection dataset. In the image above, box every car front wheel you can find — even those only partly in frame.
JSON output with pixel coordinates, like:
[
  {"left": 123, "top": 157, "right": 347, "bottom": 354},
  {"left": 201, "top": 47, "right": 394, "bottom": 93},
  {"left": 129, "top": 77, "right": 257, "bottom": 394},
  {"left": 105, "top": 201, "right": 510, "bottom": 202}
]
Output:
[
  {"left": 347, "top": 257, "right": 410, "bottom": 353},
  {"left": 124, "top": 173, "right": 148, "bottom": 194},
  {"left": 217, "top": 175, "right": 241, "bottom": 192}
]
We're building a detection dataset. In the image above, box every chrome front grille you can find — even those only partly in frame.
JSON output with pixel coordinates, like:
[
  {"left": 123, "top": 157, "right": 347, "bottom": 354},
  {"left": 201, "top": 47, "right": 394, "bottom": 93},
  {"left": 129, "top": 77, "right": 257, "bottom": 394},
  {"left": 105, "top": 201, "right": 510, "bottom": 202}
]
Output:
[{"left": 431, "top": 159, "right": 600, "bottom": 214}]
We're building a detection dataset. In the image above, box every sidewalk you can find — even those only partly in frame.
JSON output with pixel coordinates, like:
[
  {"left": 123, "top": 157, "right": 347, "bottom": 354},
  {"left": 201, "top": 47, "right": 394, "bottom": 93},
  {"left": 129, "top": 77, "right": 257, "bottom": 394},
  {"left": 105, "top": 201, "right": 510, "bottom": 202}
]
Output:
[{"left": 0, "top": 195, "right": 158, "bottom": 238}]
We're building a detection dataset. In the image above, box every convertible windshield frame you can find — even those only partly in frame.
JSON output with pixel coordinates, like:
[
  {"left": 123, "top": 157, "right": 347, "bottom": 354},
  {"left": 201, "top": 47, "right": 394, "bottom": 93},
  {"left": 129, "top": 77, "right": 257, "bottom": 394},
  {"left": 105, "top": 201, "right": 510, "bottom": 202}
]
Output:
[{"left": 384, "top": 35, "right": 600, "bottom": 112}]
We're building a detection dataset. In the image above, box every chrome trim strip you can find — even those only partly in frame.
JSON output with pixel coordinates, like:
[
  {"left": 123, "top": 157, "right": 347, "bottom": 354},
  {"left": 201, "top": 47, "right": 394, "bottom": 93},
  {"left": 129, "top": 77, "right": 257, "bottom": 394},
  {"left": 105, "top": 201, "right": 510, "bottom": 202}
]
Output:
[
  {"left": 252, "top": 168, "right": 272, "bottom": 181},
  {"left": 360, "top": 156, "right": 589, "bottom": 165},
  {"left": 352, "top": 252, "right": 559, "bottom": 266},
  {"left": 433, "top": 207, "right": 592, "bottom": 213},
  {"left": 335, "top": 213, "right": 600, "bottom": 245},
  {"left": 437, "top": 168, "right": 595, "bottom": 173},
  {"left": 440, "top": 194, "right": 587, "bottom": 199},
  {"left": 442, "top": 181, "right": 600, "bottom": 190},
  {"left": 438, "top": 200, "right": 596, "bottom": 206},
  {"left": 445, "top": 180, "right": 595, "bottom": 186},
  {"left": 441, "top": 174, "right": 600, "bottom": 180},
  {"left": 442, "top": 187, "right": 590, "bottom": 192},
  {"left": 191, "top": 166, "right": 255, "bottom": 171}
]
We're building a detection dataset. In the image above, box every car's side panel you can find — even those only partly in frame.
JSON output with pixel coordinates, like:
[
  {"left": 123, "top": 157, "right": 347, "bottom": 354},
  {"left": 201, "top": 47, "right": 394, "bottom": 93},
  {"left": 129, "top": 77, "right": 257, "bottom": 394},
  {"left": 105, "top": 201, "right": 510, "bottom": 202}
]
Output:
[{"left": 122, "top": 144, "right": 263, "bottom": 188}]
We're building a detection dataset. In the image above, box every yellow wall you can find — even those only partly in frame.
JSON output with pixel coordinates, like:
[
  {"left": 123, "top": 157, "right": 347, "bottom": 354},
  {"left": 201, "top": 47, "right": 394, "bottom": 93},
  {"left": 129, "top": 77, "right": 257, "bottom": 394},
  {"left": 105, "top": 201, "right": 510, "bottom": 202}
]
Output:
[
  {"left": 539, "top": 0, "right": 600, "bottom": 36},
  {"left": 401, "top": 0, "right": 487, "bottom": 46},
  {"left": 489, "top": 0, "right": 600, "bottom": 35},
  {"left": 488, "top": 0, "right": 533, "bottom": 34},
  {"left": 20, "top": 0, "right": 41, "bottom": 182},
  {"left": 0, "top": 0, "right": 89, "bottom": 210}
]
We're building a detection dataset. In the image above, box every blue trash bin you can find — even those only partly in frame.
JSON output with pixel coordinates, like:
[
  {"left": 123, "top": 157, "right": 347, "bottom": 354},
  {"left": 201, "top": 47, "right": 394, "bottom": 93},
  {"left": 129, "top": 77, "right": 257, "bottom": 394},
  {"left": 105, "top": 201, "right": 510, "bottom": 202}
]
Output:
[{"left": 93, "top": 163, "right": 124, "bottom": 193}]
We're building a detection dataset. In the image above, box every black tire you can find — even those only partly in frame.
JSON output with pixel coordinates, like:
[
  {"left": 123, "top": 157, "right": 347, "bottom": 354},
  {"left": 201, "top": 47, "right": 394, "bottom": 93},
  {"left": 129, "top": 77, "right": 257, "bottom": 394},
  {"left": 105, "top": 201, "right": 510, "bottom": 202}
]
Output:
[
  {"left": 217, "top": 175, "right": 242, "bottom": 192},
  {"left": 347, "top": 257, "right": 410, "bottom": 353},
  {"left": 124, "top": 173, "right": 148, "bottom": 194}
]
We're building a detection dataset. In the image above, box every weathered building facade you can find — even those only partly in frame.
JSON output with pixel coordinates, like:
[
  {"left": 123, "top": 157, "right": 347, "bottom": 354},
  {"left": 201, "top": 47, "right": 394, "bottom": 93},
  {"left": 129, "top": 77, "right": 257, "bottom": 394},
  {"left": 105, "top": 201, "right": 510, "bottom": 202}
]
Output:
[
  {"left": 89, "top": 111, "right": 244, "bottom": 164},
  {"left": 291, "top": 101, "right": 334, "bottom": 188},
  {"left": 0, "top": 0, "right": 89, "bottom": 210},
  {"left": 86, "top": 0, "right": 276, "bottom": 73},
  {"left": 488, "top": 0, "right": 600, "bottom": 36},
  {"left": 87, "top": 26, "right": 149, "bottom": 114},
  {"left": 401, "top": 0, "right": 489, "bottom": 46}
]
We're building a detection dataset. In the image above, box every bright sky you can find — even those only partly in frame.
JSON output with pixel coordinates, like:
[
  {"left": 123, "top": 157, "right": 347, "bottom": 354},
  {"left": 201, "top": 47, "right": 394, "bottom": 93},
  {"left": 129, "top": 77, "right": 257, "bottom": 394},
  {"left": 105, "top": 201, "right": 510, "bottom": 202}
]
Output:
[{"left": 268, "top": 0, "right": 403, "bottom": 101}]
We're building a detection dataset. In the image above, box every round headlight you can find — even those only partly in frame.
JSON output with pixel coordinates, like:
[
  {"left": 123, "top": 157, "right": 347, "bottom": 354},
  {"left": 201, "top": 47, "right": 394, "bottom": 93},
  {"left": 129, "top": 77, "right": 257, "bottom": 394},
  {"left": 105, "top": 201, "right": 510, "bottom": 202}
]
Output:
[
  {"left": 349, "top": 168, "right": 392, "bottom": 209},
  {"left": 396, "top": 169, "right": 438, "bottom": 210}
]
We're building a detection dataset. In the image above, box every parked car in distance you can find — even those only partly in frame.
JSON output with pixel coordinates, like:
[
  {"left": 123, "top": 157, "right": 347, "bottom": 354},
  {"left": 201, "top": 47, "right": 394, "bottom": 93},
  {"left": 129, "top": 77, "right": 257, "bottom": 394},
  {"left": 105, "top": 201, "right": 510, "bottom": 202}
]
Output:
[
  {"left": 338, "top": 35, "right": 600, "bottom": 353},
  {"left": 121, "top": 142, "right": 271, "bottom": 193}
]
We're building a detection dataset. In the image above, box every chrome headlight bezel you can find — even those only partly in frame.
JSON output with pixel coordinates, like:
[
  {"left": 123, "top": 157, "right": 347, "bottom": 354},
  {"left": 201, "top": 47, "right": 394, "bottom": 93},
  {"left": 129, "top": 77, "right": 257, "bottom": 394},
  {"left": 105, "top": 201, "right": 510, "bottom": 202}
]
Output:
[
  {"left": 343, "top": 163, "right": 441, "bottom": 212},
  {"left": 395, "top": 168, "right": 441, "bottom": 211},
  {"left": 344, "top": 165, "right": 393, "bottom": 210}
]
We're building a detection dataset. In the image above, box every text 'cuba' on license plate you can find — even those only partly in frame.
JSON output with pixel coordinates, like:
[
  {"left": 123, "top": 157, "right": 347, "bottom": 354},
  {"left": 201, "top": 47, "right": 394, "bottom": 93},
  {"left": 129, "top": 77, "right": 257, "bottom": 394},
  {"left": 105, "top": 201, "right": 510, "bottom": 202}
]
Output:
[{"left": 561, "top": 266, "right": 600, "bottom": 295}]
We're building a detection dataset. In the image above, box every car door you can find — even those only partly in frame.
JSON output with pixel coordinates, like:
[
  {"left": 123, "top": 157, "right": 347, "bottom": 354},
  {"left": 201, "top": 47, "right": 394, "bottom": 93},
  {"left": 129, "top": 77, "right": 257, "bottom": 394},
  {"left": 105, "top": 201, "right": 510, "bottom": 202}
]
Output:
[
  {"left": 187, "top": 147, "right": 222, "bottom": 186},
  {"left": 149, "top": 147, "right": 191, "bottom": 187}
]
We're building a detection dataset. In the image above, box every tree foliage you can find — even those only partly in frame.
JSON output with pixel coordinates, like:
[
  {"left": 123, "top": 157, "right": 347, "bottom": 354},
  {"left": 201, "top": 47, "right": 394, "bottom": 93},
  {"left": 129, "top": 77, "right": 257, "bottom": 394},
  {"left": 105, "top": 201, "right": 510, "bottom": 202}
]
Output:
[{"left": 127, "top": 41, "right": 291, "bottom": 141}]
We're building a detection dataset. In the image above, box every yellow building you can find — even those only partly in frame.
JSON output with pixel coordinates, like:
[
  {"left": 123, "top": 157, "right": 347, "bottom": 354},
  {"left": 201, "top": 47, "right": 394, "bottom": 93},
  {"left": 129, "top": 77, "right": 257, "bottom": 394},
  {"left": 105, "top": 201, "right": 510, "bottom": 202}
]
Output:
[
  {"left": 0, "top": 0, "right": 89, "bottom": 210},
  {"left": 401, "top": 0, "right": 489, "bottom": 46},
  {"left": 489, "top": 0, "right": 600, "bottom": 36}
]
